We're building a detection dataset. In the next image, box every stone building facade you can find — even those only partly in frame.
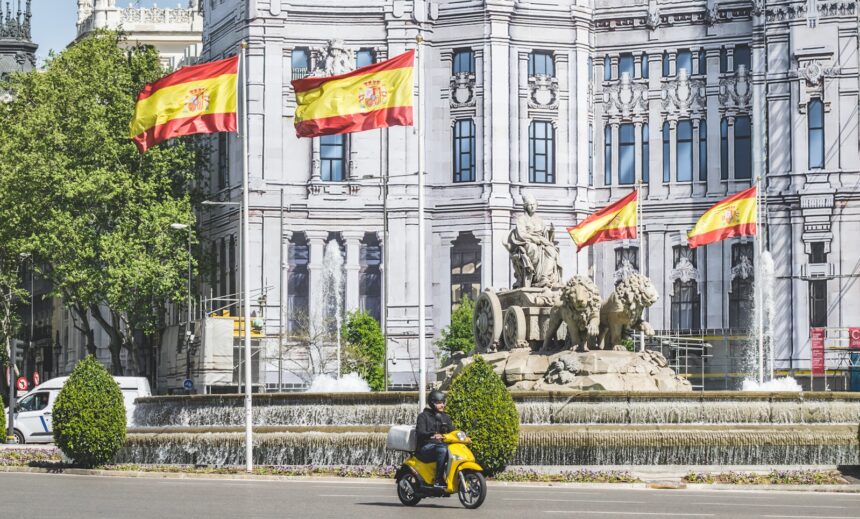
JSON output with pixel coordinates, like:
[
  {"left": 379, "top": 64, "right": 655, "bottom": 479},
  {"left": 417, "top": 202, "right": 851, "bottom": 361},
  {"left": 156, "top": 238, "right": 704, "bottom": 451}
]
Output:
[{"left": 199, "top": 0, "right": 860, "bottom": 389}]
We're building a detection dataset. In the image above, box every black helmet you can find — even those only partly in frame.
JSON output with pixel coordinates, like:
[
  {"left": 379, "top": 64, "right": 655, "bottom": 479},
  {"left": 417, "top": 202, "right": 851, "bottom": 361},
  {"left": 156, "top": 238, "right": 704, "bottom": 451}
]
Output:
[{"left": 428, "top": 390, "right": 446, "bottom": 406}]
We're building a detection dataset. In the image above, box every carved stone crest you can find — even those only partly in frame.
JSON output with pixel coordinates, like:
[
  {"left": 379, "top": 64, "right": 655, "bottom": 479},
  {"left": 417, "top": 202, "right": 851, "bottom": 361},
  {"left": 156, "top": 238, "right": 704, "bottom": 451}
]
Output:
[
  {"left": 661, "top": 69, "right": 706, "bottom": 117},
  {"left": 731, "top": 255, "right": 754, "bottom": 281},
  {"left": 669, "top": 256, "right": 701, "bottom": 295},
  {"left": 704, "top": 2, "right": 720, "bottom": 25},
  {"left": 719, "top": 65, "right": 752, "bottom": 110},
  {"left": 528, "top": 74, "right": 559, "bottom": 110},
  {"left": 646, "top": 2, "right": 660, "bottom": 30},
  {"left": 603, "top": 74, "right": 649, "bottom": 119},
  {"left": 794, "top": 60, "right": 841, "bottom": 87},
  {"left": 311, "top": 39, "right": 354, "bottom": 77},
  {"left": 449, "top": 72, "right": 476, "bottom": 108}
]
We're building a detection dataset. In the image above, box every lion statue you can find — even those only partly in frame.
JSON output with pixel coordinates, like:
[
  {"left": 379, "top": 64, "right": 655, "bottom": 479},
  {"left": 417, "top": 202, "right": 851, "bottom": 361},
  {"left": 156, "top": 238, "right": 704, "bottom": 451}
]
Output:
[
  {"left": 597, "top": 273, "right": 659, "bottom": 350},
  {"left": 541, "top": 275, "right": 602, "bottom": 352}
]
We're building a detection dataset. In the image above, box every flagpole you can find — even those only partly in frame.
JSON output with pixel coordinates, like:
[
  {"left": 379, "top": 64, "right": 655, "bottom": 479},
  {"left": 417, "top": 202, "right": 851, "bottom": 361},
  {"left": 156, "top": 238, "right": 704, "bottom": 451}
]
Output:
[
  {"left": 637, "top": 181, "right": 644, "bottom": 353},
  {"left": 240, "top": 41, "right": 254, "bottom": 473},
  {"left": 756, "top": 176, "right": 764, "bottom": 385},
  {"left": 416, "top": 32, "right": 427, "bottom": 412}
]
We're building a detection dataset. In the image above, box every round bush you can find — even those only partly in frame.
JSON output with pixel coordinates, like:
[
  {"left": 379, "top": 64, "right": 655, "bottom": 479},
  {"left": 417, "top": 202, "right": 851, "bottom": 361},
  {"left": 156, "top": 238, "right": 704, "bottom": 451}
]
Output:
[
  {"left": 53, "top": 356, "right": 126, "bottom": 467},
  {"left": 446, "top": 356, "right": 519, "bottom": 475}
]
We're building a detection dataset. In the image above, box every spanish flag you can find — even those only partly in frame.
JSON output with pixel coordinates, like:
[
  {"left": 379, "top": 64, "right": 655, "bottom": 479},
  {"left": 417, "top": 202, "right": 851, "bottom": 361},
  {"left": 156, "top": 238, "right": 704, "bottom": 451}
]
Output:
[
  {"left": 129, "top": 56, "right": 239, "bottom": 153},
  {"left": 687, "top": 186, "right": 757, "bottom": 248},
  {"left": 567, "top": 191, "right": 638, "bottom": 251},
  {"left": 291, "top": 50, "right": 414, "bottom": 138}
]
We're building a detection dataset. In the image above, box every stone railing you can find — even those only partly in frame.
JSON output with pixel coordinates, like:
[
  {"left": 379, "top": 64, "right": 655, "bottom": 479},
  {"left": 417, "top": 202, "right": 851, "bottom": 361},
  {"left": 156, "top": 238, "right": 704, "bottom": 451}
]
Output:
[{"left": 121, "top": 7, "right": 194, "bottom": 25}]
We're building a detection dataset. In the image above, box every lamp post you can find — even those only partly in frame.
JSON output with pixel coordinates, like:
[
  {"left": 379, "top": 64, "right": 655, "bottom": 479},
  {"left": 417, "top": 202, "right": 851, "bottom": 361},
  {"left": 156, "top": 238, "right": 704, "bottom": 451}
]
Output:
[{"left": 170, "top": 223, "right": 193, "bottom": 384}]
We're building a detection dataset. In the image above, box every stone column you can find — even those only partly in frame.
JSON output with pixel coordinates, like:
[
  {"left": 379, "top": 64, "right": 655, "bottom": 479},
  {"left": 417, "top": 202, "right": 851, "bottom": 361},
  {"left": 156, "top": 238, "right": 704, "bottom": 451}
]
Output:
[
  {"left": 342, "top": 230, "right": 364, "bottom": 313},
  {"left": 518, "top": 51, "right": 530, "bottom": 186},
  {"left": 305, "top": 230, "right": 328, "bottom": 332},
  {"left": 648, "top": 53, "right": 666, "bottom": 199}
]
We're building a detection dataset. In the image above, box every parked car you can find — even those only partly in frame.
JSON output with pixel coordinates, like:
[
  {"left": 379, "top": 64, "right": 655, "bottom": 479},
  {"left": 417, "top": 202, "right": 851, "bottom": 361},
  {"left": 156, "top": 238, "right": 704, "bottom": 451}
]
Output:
[{"left": 3, "top": 376, "right": 151, "bottom": 444}]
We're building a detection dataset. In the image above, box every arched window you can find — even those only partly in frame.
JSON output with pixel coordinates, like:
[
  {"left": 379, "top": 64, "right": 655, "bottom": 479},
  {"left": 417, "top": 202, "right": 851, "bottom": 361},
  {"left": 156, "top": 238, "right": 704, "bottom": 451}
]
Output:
[
  {"left": 604, "top": 125, "right": 612, "bottom": 186},
  {"left": 662, "top": 51, "right": 670, "bottom": 77},
  {"left": 671, "top": 246, "right": 701, "bottom": 331},
  {"left": 291, "top": 48, "right": 310, "bottom": 80},
  {"left": 734, "top": 116, "right": 751, "bottom": 179},
  {"left": 451, "top": 233, "right": 482, "bottom": 310},
  {"left": 359, "top": 234, "right": 382, "bottom": 322},
  {"left": 642, "top": 123, "right": 650, "bottom": 183},
  {"left": 662, "top": 122, "right": 670, "bottom": 182},
  {"left": 619, "top": 123, "right": 635, "bottom": 185},
  {"left": 676, "top": 49, "right": 692, "bottom": 76},
  {"left": 698, "top": 48, "right": 707, "bottom": 75},
  {"left": 729, "top": 243, "right": 754, "bottom": 329},
  {"left": 619, "top": 53, "right": 634, "bottom": 78},
  {"left": 641, "top": 52, "right": 649, "bottom": 79},
  {"left": 453, "top": 119, "right": 476, "bottom": 182},
  {"left": 603, "top": 54, "right": 612, "bottom": 81},
  {"left": 808, "top": 98, "right": 824, "bottom": 169},
  {"left": 698, "top": 120, "right": 707, "bottom": 181},
  {"left": 529, "top": 121, "right": 555, "bottom": 184},
  {"left": 677, "top": 120, "right": 693, "bottom": 182}
]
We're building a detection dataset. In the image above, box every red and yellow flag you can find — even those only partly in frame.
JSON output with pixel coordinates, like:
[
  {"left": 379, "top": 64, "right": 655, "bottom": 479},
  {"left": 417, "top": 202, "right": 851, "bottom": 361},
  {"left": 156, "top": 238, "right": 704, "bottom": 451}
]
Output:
[
  {"left": 688, "top": 186, "right": 757, "bottom": 248},
  {"left": 129, "top": 55, "right": 239, "bottom": 153},
  {"left": 567, "top": 191, "right": 638, "bottom": 251},
  {"left": 291, "top": 50, "right": 414, "bottom": 138}
]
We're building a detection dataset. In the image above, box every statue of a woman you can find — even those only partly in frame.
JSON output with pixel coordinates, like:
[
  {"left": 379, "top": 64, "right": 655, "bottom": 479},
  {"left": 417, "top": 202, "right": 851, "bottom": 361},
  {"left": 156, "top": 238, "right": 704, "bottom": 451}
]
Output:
[{"left": 505, "top": 195, "right": 563, "bottom": 288}]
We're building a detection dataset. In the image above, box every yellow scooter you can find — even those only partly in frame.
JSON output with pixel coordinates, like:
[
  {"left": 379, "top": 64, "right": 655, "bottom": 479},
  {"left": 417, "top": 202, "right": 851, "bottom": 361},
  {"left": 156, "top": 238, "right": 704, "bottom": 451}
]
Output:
[{"left": 394, "top": 430, "right": 487, "bottom": 509}]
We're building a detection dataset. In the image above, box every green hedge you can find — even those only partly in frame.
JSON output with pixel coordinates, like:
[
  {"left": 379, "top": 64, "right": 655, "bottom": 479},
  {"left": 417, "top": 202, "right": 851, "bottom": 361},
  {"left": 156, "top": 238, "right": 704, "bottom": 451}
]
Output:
[
  {"left": 52, "top": 356, "right": 126, "bottom": 467},
  {"left": 446, "top": 356, "right": 519, "bottom": 475}
]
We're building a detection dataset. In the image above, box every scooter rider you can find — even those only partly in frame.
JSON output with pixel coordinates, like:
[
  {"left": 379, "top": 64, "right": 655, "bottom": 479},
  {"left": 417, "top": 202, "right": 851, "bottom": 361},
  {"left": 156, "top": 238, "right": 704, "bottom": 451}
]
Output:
[{"left": 415, "top": 390, "right": 454, "bottom": 487}]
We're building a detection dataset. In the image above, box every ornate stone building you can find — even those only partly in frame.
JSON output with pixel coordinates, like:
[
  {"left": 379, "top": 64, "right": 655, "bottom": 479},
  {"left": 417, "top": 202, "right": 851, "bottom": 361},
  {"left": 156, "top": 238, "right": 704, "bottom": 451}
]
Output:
[
  {"left": 198, "top": 0, "right": 860, "bottom": 389},
  {"left": 76, "top": 0, "right": 202, "bottom": 69},
  {"left": 0, "top": 1, "right": 35, "bottom": 78}
]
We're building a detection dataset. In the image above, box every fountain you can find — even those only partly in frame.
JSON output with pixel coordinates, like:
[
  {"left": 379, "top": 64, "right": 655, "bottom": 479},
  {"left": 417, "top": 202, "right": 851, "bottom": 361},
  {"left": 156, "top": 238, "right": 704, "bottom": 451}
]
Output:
[
  {"left": 316, "top": 239, "right": 345, "bottom": 380},
  {"left": 114, "top": 203, "right": 858, "bottom": 469}
]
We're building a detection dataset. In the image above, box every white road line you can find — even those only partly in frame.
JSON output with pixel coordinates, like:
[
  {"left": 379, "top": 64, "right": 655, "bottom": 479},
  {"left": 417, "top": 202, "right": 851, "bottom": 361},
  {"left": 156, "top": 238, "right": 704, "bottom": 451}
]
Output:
[
  {"left": 545, "top": 511, "right": 714, "bottom": 516},
  {"left": 318, "top": 494, "right": 393, "bottom": 498},
  {"left": 692, "top": 502, "right": 847, "bottom": 509},
  {"left": 507, "top": 498, "right": 645, "bottom": 504},
  {"left": 764, "top": 516, "right": 859, "bottom": 519}
]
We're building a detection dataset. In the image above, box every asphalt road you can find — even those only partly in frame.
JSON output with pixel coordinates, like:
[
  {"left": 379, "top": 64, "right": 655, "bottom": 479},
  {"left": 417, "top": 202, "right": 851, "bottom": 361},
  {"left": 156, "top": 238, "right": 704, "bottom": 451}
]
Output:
[{"left": 2, "top": 472, "right": 859, "bottom": 519}]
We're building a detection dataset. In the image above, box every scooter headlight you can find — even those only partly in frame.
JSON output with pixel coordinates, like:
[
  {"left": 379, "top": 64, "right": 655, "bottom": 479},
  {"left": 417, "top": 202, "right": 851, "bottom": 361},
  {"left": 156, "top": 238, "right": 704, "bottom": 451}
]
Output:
[{"left": 456, "top": 431, "right": 468, "bottom": 442}]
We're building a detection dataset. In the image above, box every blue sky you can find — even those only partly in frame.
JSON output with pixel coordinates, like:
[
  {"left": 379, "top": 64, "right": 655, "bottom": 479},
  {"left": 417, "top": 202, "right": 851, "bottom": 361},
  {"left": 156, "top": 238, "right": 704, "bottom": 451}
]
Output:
[{"left": 31, "top": 1, "right": 165, "bottom": 64}]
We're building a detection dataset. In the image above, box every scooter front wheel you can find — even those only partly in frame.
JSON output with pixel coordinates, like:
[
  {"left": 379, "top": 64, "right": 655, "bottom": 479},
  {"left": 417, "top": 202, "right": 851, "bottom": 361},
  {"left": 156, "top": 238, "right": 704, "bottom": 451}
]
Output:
[
  {"left": 396, "top": 472, "right": 422, "bottom": 506},
  {"left": 457, "top": 470, "right": 486, "bottom": 509}
]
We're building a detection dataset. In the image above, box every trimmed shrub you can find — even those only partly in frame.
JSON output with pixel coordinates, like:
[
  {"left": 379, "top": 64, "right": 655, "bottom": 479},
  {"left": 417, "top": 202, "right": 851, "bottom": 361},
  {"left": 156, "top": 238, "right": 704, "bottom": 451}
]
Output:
[
  {"left": 341, "top": 310, "right": 386, "bottom": 391},
  {"left": 446, "top": 356, "right": 519, "bottom": 475},
  {"left": 436, "top": 295, "right": 475, "bottom": 358},
  {"left": 52, "top": 356, "right": 126, "bottom": 467}
]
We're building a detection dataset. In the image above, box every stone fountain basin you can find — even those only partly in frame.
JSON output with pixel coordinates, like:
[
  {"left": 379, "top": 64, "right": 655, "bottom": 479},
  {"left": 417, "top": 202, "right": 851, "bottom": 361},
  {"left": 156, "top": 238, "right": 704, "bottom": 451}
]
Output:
[
  {"left": 132, "top": 391, "right": 860, "bottom": 428},
  {"left": 117, "top": 423, "right": 860, "bottom": 467}
]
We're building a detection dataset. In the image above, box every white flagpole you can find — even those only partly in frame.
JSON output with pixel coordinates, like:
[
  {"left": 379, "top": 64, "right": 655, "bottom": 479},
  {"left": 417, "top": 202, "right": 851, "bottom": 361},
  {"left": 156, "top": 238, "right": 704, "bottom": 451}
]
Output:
[
  {"left": 638, "top": 182, "right": 644, "bottom": 352},
  {"left": 416, "top": 33, "right": 427, "bottom": 412},
  {"left": 240, "top": 41, "right": 254, "bottom": 473},
  {"left": 756, "top": 177, "right": 764, "bottom": 385}
]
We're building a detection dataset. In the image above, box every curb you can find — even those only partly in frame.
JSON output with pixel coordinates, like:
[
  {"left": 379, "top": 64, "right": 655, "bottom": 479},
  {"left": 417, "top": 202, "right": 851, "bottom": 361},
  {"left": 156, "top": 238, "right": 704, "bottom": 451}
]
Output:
[{"left": 1, "top": 465, "right": 859, "bottom": 492}]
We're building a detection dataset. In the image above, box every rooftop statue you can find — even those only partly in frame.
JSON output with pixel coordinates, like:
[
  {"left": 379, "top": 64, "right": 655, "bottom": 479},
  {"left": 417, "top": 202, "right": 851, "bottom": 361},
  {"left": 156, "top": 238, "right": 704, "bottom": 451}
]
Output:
[{"left": 505, "top": 195, "right": 562, "bottom": 289}]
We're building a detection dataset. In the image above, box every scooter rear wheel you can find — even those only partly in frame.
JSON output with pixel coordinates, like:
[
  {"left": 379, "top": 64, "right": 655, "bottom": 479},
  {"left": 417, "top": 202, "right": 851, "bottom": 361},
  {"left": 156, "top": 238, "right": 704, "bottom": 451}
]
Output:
[
  {"left": 396, "top": 473, "right": 422, "bottom": 506},
  {"left": 457, "top": 470, "right": 486, "bottom": 509}
]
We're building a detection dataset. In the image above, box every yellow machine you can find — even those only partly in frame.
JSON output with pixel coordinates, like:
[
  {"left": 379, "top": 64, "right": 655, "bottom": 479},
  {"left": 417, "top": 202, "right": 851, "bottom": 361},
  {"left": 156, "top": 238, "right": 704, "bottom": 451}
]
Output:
[{"left": 395, "top": 430, "right": 487, "bottom": 509}]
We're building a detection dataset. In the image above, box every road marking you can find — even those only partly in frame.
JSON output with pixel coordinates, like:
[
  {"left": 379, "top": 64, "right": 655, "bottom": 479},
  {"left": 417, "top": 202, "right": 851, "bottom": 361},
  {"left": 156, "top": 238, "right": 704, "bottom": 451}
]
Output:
[
  {"left": 692, "top": 502, "right": 848, "bottom": 509},
  {"left": 318, "top": 494, "right": 393, "bottom": 498},
  {"left": 546, "top": 512, "right": 714, "bottom": 517},
  {"left": 764, "top": 516, "right": 859, "bottom": 519},
  {"left": 507, "top": 498, "right": 645, "bottom": 504}
]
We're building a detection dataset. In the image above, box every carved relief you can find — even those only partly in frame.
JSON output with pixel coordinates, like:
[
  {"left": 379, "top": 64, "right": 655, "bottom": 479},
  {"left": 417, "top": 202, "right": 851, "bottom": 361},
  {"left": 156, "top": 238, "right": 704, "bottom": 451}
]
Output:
[
  {"left": 731, "top": 255, "right": 754, "bottom": 281},
  {"left": 705, "top": 2, "right": 720, "bottom": 25},
  {"left": 668, "top": 256, "right": 701, "bottom": 296},
  {"left": 450, "top": 72, "right": 476, "bottom": 108},
  {"left": 528, "top": 74, "right": 559, "bottom": 110},
  {"left": 603, "top": 74, "right": 649, "bottom": 120},
  {"left": 645, "top": 2, "right": 660, "bottom": 30},
  {"left": 719, "top": 66, "right": 752, "bottom": 111},
  {"left": 613, "top": 259, "right": 639, "bottom": 285},
  {"left": 311, "top": 40, "right": 354, "bottom": 77},
  {"left": 661, "top": 69, "right": 706, "bottom": 117},
  {"left": 766, "top": 0, "right": 855, "bottom": 22},
  {"left": 793, "top": 60, "right": 840, "bottom": 87}
]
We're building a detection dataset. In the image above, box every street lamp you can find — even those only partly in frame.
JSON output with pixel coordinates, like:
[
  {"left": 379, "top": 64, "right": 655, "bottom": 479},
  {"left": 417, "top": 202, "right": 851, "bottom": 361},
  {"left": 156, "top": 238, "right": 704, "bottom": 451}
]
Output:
[{"left": 170, "top": 223, "right": 193, "bottom": 386}]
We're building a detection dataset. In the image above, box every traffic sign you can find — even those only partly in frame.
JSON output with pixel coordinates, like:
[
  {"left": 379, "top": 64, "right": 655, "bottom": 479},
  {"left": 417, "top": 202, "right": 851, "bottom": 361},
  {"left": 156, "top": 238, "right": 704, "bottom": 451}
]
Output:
[
  {"left": 15, "top": 376, "right": 28, "bottom": 392},
  {"left": 849, "top": 327, "right": 860, "bottom": 350},
  {"left": 183, "top": 378, "right": 194, "bottom": 391},
  {"left": 32, "top": 371, "right": 40, "bottom": 386}
]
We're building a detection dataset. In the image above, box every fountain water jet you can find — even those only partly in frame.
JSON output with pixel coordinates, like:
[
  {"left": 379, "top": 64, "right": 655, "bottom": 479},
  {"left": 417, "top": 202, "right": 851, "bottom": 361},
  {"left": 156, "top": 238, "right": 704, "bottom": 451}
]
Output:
[{"left": 318, "top": 239, "right": 345, "bottom": 378}]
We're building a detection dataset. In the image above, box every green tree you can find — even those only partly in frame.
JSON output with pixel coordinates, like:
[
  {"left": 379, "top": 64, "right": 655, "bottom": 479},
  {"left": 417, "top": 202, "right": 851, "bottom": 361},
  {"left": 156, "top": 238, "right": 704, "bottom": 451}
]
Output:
[
  {"left": 52, "top": 356, "right": 126, "bottom": 467},
  {"left": 446, "top": 356, "right": 519, "bottom": 475},
  {"left": 341, "top": 310, "right": 386, "bottom": 391},
  {"left": 0, "top": 30, "right": 201, "bottom": 374},
  {"left": 436, "top": 296, "right": 475, "bottom": 358}
]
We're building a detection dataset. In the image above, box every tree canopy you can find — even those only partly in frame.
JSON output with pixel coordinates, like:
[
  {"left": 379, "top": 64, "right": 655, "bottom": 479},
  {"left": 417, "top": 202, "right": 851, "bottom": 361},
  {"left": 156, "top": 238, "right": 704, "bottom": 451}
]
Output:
[
  {"left": 436, "top": 296, "right": 476, "bottom": 359},
  {"left": 0, "top": 30, "right": 201, "bottom": 374}
]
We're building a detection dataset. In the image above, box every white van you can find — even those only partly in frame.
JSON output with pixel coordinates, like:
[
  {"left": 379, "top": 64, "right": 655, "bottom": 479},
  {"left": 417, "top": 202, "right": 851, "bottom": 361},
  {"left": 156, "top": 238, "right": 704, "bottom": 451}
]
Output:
[{"left": 3, "top": 376, "right": 151, "bottom": 444}]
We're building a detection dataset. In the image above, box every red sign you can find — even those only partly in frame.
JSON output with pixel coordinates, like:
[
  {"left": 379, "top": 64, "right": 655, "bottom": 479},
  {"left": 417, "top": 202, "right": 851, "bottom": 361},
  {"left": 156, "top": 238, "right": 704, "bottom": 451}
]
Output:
[
  {"left": 15, "top": 376, "right": 28, "bottom": 392},
  {"left": 32, "top": 371, "right": 40, "bottom": 387},
  {"left": 811, "top": 327, "right": 826, "bottom": 375},
  {"left": 849, "top": 327, "right": 860, "bottom": 350}
]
